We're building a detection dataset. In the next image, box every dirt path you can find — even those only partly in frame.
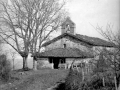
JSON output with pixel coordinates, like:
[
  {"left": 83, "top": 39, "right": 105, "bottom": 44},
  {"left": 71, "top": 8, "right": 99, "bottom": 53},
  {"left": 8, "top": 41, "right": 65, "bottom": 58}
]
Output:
[{"left": 5, "top": 69, "right": 68, "bottom": 90}]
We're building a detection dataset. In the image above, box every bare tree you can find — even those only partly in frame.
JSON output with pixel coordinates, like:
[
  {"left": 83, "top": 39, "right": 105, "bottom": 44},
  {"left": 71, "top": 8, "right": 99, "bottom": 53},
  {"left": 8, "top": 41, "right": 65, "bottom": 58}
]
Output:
[
  {"left": 9, "top": 50, "right": 16, "bottom": 70},
  {"left": 94, "top": 24, "right": 120, "bottom": 90},
  {"left": 0, "top": 0, "right": 67, "bottom": 70},
  {"left": 26, "top": 0, "right": 67, "bottom": 70},
  {"left": 0, "top": 1, "right": 33, "bottom": 70}
]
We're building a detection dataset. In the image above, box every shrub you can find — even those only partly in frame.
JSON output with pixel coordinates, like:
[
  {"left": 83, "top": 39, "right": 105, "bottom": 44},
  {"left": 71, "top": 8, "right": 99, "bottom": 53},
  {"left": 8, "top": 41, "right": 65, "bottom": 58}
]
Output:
[
  {"left": 65, "top": 69, "right": 82, "bottom": 90},
  {"left": 0, "top": 54, "right": 11, "bottom": 82},
  {"left": 65, "top": 68, "right": 115, "bottom": 90},
  {"left": 78, "top": 74, "right": 115, "bottom": 90}
]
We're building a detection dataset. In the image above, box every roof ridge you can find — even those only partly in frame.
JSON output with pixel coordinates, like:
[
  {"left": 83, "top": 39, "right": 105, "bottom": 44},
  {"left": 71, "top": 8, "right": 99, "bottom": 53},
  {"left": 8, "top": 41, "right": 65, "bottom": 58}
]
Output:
[{"left": 42, "top": 33, "right": 115, "bottom": 47}]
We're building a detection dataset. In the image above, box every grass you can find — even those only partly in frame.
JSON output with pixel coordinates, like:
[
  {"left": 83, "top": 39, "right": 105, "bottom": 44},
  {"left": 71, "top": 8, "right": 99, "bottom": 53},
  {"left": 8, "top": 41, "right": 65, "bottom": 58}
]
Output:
[{"left": 0, "top": 68, "right": 69, "bottom": 90}]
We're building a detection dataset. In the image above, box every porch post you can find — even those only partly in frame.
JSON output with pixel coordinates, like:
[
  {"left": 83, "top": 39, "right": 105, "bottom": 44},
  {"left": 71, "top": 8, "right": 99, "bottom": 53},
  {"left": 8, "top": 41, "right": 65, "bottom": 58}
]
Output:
[
  {"left": 51, "top": 63, "right": 53, "bottom": 69},
  {"left": 33, "top": 60, "right": 37, "bottom": 70}
]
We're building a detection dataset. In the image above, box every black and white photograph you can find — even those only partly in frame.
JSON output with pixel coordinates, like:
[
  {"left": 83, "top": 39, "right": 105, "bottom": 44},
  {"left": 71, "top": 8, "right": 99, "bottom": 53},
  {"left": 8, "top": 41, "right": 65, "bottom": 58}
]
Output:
[{"left": 0, "top": 0, "right": 119, "bottom": 90}]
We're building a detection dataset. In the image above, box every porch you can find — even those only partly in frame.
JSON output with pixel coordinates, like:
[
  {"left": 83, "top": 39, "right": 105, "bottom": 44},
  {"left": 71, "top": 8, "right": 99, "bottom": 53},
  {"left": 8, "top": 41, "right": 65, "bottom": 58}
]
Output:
[{"left": 33, "top": 48, "right": 94, "bottom": 69}]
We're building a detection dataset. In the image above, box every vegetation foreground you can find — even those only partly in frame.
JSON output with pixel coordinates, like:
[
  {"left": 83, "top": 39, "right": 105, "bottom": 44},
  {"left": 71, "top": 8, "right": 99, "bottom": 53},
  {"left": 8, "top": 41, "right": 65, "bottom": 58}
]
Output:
[{"left": 0, "top": 69, "right": 69, "bottom": 90}]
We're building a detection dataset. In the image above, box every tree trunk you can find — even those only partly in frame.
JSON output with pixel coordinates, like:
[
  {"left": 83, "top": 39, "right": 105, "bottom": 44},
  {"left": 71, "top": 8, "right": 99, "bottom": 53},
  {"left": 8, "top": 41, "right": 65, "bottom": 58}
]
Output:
[
  {"left": 82, "top": 68, "right": 84, "bottom": 81},
  {"left": 114, "top": 76, "right": 118, "bottom": 90},
  {"left": 23, "top": 57, "right": 28, "bottom": 70},
  {"left": 33, "top": 57, "right": 37, "bottom": 70},
  {"left": 118, "top": 84, "right": 120, "bottom": 90},
  {"left": 102, "top": 77, "right": 105, "bottom": 87},
  {"left": 70, "top": 59, "right": 76, "bottom": 69},
  {"left": 13, "top": 58, "right": 14, "bottom": 70},
  {"left": 116, "top": 73, "right": 120, "bottom": 88}
]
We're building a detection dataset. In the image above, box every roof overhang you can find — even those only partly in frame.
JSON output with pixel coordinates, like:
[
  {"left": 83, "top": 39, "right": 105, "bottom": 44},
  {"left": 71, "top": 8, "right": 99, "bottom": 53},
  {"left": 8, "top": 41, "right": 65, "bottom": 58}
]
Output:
[{"left": 32, "top": 48, "right": 94, "bottom": 59}]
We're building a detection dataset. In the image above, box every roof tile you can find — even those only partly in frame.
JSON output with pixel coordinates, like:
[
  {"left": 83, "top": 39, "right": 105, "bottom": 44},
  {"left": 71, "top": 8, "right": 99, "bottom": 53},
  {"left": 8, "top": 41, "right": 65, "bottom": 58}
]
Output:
[
  {"left": 35, "top": 48, "right": 94, "bottom": 58},
  {"left": 42, "top": 33, "right": 116, "bottom": 47}
]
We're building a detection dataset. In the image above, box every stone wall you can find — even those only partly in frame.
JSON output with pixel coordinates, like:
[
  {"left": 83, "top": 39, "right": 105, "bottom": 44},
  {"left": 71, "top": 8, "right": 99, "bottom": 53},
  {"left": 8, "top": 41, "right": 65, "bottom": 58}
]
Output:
[
  {"left": 39, "top": 37, "right": 115, "bottom": 69},
  {"left": 45, "top": 37, "right": 93, "bottom": 54},
  {"left": 38, "top": 37, "right": 94, "bottom": 69}
]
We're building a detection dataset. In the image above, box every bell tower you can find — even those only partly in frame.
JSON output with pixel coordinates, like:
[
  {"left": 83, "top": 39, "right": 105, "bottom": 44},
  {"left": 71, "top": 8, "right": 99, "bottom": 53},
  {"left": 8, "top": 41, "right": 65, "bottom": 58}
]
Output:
[{"left": 61, "top": 17, "right": 75, "bottom": 35}]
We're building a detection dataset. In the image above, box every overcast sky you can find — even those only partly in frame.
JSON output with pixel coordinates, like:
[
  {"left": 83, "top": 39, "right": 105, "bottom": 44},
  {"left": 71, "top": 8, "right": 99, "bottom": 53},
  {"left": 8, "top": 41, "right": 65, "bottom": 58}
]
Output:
[
  {"left": 7, "top": 0, "right": 119, "bottom": 39},
  {"left": 65, "top": 0, "right": 120, "bottom": 38},
  {"left": 6, "top": 0, "right": 120, "bottom": 69}
]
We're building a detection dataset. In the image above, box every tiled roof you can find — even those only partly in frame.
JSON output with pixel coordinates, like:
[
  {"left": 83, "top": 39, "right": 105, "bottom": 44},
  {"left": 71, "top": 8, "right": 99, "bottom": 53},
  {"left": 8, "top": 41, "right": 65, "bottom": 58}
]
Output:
[
  {"left": 42, "top": 33, "right": 116, "bottom": 47},
  {"left": 76, "top": 34, "right": 116, "bottom": 47},
  {"left": 35, "top": 48, "right": 94, "bottom": 58}
]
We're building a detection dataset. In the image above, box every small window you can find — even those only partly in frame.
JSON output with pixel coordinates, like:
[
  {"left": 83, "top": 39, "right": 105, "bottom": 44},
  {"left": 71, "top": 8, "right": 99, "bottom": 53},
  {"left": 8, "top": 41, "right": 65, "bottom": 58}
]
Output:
[{"left": 63, "top": 44, "right": 66, "bottom": 48}]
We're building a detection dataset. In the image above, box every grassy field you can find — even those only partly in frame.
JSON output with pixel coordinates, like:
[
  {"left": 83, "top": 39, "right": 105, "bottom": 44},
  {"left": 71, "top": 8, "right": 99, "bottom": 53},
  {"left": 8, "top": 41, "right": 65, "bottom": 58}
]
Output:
[{"left": 0, "top": 69, "right": 69, "bottom": 90}]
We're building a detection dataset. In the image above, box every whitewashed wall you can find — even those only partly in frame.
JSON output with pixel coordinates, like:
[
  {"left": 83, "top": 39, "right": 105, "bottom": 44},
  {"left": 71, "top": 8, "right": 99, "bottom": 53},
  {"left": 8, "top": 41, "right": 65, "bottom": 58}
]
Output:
[
  {"left": 66, "top": 58, "right": 91, "bottom": 68},
  {"left": 37, "top": 57, "right": 92, "bottom": 69},
  {"left": 37, "top": 58, "right": 53, "bottom": 69}
]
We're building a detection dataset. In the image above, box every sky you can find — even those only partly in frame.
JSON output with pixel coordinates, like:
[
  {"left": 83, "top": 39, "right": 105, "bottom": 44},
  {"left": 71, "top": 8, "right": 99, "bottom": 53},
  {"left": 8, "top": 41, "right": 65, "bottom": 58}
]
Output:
[
  {"left": 7, "top": 0, "right": 120, "bottom": 38},
  {"left": 4, "top": 0, "right": 120, "bottom": 69},
  {"left": 64, "top": 0, "right": 120, "bottom": 38}
]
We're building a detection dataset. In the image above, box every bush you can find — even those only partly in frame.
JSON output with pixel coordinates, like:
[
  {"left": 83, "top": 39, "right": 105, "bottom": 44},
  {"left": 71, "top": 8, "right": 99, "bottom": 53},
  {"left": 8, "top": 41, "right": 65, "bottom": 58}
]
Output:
[
  {"left": 78, "top": 74, "right": 115, "bottom": 90},
  {"left": 65, "top": 69, "right": 82, "bottom": 90},
  {"left": 0, "top": 54, "right": 11, "bottom": 82},
  {"left": 65, "top": 68, "right": 115, "bottom": 90}
]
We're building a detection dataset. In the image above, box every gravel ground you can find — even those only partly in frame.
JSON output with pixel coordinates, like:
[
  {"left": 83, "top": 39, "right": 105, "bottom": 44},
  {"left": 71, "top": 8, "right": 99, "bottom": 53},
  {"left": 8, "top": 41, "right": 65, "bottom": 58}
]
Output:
[{"left": 0, "top": 69, "right": 69, "bottom": 90}]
